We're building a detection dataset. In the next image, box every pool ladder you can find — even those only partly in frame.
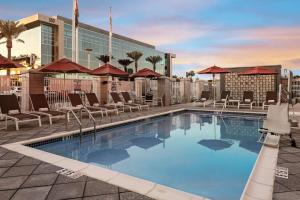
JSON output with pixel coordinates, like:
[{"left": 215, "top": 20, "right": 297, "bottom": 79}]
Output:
[{"left": 66, "top": 107, "right": 97, "bottom": 138}]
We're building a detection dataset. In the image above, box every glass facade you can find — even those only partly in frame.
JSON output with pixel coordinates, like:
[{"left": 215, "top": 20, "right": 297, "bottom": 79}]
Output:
[
  {"left": 64, "top": 24, "right": 166, "bottom": 74},
  {"left": 41, "top": 24, "right": 55, "bottom": 65}
]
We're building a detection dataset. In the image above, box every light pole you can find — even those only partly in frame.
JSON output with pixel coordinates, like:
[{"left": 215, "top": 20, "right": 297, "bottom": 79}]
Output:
[{"left": 85, "top": 48, "right": 93, "bottom": 68}]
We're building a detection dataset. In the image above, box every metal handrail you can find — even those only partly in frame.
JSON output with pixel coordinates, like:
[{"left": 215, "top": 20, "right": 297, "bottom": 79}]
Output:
[
  {"left": 68, "top": 109, "right": 82, "bottom": 136},
  {"left": 220, "top": 95, "right": 229, "bottom": 115},
  {"left": 82, "top": 107, "right": 97, "bottom": 134}
]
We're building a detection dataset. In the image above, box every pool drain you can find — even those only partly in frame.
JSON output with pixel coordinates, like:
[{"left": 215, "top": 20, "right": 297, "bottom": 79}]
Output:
[
  {"left": 57, "top": 168, "right": 84, "bottom": 179},
  {"left": 275, "top": 166, "right": 288, "bottom": 179}
]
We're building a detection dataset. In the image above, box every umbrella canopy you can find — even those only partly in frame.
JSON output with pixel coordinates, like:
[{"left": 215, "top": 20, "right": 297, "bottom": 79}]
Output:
[
  {"left": 86, "top": 148, "right": 129, "bottom": 166},
  {"left": 238, "top": 67, "right": 277, "bottom": 76},
  {"left": 0, "top": 54, "right": 24, "bottom": 69},
  {"left": 131, "top": 137, "right": 162, "bottom": 149},
  {"left": 197, "top": 65, "right": 230, "bottom": 74},
  {"left": 198, "top": 139, "right": 233, "bottom": 151},
  {"left": 197, "top": 65, "right": 230, "bottom": 101},
  {"left": 132, "top": 68, "right": 162, "bottom": 78},
  {"left": 90, "top": 64, "right": 129, "bottom": 77},
  {"left": 39, "top": 58, "right": 91, "bottom": 74}
]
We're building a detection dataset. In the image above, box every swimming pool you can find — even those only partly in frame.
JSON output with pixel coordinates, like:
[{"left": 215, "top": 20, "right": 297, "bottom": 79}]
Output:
[{"left": 32, "top": 111, "right": 263, "bottom": 200}]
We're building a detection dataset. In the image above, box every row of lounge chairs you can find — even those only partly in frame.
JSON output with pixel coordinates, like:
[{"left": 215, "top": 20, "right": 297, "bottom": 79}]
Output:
[
  {"left": 0, "top": 91, "right": 150, "bottom": 130},
  {"left": 195, "top": 90, "right": 277, "bottom": 110}
]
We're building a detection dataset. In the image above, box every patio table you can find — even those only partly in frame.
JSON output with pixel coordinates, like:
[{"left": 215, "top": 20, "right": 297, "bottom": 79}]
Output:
[{"left": 228, "top": 99, "right": 240, "bottom": 108}]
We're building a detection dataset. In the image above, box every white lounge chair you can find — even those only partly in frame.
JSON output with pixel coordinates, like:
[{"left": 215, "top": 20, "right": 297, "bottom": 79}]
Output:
[{"left": 261, "top": 104, "right": 295, "bottom": 146}]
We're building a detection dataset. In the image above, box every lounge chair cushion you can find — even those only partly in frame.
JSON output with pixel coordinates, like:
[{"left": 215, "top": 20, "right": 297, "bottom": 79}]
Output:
[
  {"left": 39, "top": 107, "right": 49, "bottom": 112},
  {"left": 221, "top": 99, "right": 226, "bottom": 102},
  {"left": 245, "top": 99, "right": 251, "bottom": 103},
  {"left": 8, "top": 110, "right": 20, "bottom": 115},
  {"left": 201, "top": 98, "right": 207, "bottom": 101},
  {"left": 93, "top": 103, "right": 100, "bottom": 107},
  {"left": 117, "top": 102, "right": 123, "bottom": 106},
  {"left": 268, "top": 100, "right": 275, "bottom": 103}
]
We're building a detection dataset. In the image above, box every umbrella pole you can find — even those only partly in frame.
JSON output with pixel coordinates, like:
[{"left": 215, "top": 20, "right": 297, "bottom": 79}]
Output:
[
  {"left": 64, "top": 73, "right": 66, "bottom": 105},
  {"left": 213, "top": 74, "right": 216, "bottom": 102}
]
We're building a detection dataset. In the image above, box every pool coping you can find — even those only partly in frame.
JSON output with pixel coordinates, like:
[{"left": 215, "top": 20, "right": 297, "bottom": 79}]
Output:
[{"left": 1, "top": 108, "right": 277, "bottom": 200}]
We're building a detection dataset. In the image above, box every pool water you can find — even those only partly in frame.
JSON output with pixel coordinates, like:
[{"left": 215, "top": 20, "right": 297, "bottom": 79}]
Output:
[{"left": 34, "top": 111, "right": 263, "bottom": 200}]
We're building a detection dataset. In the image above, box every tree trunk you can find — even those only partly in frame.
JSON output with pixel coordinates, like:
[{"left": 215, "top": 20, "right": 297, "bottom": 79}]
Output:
[
  {"left": 135, "top": 61, "right": 138, "bottom": 72},
  {"left": 6, "top": 39, "right": 12, "bottom": 75},
  {"left": 153, "top": 63, "right": 156, "bottom": 72}
]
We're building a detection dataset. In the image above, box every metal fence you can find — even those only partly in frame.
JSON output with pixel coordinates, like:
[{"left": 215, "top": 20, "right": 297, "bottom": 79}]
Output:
[{"left": 44, "top": 77, "right": 93, "bottom": 109}]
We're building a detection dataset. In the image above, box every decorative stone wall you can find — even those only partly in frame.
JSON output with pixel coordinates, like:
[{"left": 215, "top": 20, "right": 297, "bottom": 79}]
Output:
[{"left": 224, "top": 73, "right": 276, "bottom": 104}]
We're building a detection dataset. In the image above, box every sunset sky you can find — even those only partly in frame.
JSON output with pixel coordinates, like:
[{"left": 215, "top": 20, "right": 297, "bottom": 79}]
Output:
[{"left": 1, "top": 0, "right": 299, "bottom": 76}]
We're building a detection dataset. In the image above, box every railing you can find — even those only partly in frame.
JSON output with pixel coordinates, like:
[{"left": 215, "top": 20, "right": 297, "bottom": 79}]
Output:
[{"left": 44, "top": 77, "right": 93, "bottom": 109}]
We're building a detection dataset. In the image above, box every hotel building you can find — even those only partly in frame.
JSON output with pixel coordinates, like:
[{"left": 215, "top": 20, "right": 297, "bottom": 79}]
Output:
[{"left": 0, "top": 14, "right": 175, "bottom": 76}]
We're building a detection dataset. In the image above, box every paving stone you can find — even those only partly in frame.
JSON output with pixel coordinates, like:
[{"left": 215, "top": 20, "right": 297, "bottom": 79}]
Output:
[
  {"left": 120, "top": 192, "right": 153, "bottom": 200},
  {"left": 2, "top": 165, "right": 37, "bottom": 177},
  {"left": 119, "top": 187, "right": 130, "bottom": 193},
  {"left": 0, "top": 176, "right": 28, "bottom": 190},
  {"left": 281, "top": 162, "right": 300, "bottom": 174},
  {"left": 11, "top": 186, "right": 51, "bottom": 200},
  {"left": 281, "top": 146, "right": 300, "bottom": 154},
  {"left": 21, "top": 173, "right": 58, "bottom": 188},
  {"left": 0, "top": 159, "right": 19, "bottom": 168},
  {"left": 0, "top": 190, "right": 16, "bottom": 200},
  {"left": 0, "top": 167, "right": 8, "bottom": 176},
  {"left": 273, "top": 191, "right": 300, "bottom": 200},
  {"left": 84, "top": 180, "right": 118, "bottom": 196},
  {"left": 279, "top": 153, "right": 300, "bottom": 163},
  {"left": 0, "top": 147, "right": 9, "bottom": 153},
  {"left": 275, "top": 174, "right": 300, "bottom": 191},
  {"left": 83, "top": 194, "right": 119, "bottom": 200},
  {"left": 55, "top": 174, "right": 87, "bottom": 184},
  {"left": 273, "top": 181, "right": 291, "bottom": 193},
  {"left": 47, "top": 182, "right": 85, "bottom": 200},
  {"left": 0, "top": 152, "right": 24, "bottom": 160},
  {"left": 15, "top": 156, "right": 42, "bottom": 166},
  {"left": 33, "top": 163, "right": 61, "bottom": 175}
]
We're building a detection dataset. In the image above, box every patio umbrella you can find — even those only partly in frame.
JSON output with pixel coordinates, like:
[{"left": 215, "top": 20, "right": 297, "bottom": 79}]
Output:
[
  {"left": 0, "top": 54, "right": 25, "bottom": 70},
  {"left": 238, "top": 67, "right": 277, "bottom": 106},
  {"left": 198, "top": 115, "right": 233, "bottom": 151},
  {"left": 197, "top": 65, "right": 230, "bottom": 101},
  {"left": 39, "top": 58, "right": 91, "bottom": 103},
  {"left": 132, "top": 68, "right": 161, "bottom": 97},
  {"left": 90, "top": 64, "right": 129, "bottom": 77},
  {"left": 86, "top": 148, "right": 129, "bottom": 166}
]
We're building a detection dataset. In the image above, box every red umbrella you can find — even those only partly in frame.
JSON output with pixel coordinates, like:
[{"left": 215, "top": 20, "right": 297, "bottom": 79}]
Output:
[
  {"left": 90, "top": 64, "right": 129, "bottom": 77},
  {"left": 39, "top": 58, "right": 91, "bottom": 103},
  {"left": 0, "top": 54, "right": 24, "bottom": 70},
  {"left": 238, "top": 67, "right": 278, "bottom": 106},
  {"left": 39, "top": 58, "right": 91, "bottom": 74},
  {"left": 197, "top": 65, "right": 230, "bottom": 101},
  {"left": 132, "top": 68, "right": 162, "bottom": 78},
  {"left": 132, "top": 68, "right": 162, "bottom": 96}
]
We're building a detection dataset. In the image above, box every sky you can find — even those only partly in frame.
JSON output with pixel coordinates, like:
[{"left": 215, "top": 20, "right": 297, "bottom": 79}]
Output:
[{"left": 0, "top": 0, "right": 300, "bottom": 77}]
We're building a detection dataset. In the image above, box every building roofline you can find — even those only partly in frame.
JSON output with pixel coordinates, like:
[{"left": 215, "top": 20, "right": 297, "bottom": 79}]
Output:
[{"left": 55, "top": 15, "right": 156, "bottom": 49}]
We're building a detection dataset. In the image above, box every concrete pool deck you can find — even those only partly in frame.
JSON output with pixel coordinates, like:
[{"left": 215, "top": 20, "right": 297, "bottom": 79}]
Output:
[{"left": 0, "top": 104, "right": 299, "bottom": 200}]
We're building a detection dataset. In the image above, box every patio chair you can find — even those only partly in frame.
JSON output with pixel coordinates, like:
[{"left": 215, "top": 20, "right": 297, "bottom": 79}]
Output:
[
  {"left": 214, "top": 91, "right": 230, "bottom": 108},
  {"left": 0, "top": 94, "right": 41, "bottom": 130},
  {"left": 262, "top": 91, "right": 277, "bottom": 110},
  {"left": 110, "top": 92, "right": 140, "bottom": 112},
  {"left": 144, "top": 93, "right": 163, "bottom": 107},
  {"left": 121, "top": 92, "right": 149, "bottom": 111},
  {"left": 30, "top": 94, "right": 66, "bottom": 125},
  {"left": 260, "top": 103, "right": 295, "bottom": 146},
  {"left": 238, "top": 91, "right": 254, "bottom": 110},
  {"left": 85, "top": 93, "right": 118, "bottom": 116},
  {"left": 194, "top": 91, "right": 211, "bottom": 107},
  {"left": 68, "top": 93, "right": 104, "bottom": 117}
]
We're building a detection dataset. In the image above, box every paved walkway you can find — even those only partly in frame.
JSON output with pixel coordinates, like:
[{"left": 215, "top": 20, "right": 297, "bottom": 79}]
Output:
[{"left": 0, "top": 104, "right": 299, "bottom": 200}]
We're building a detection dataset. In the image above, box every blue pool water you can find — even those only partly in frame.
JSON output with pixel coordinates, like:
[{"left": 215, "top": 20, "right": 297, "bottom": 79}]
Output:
[{"left": 34, "top": 111, "right": 263, "bottom": 200}]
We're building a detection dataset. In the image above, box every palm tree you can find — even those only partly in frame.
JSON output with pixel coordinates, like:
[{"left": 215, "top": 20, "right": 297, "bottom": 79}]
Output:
[
  {"left": 145, "top": 55, "right": 162, "bottom": 72},
  {"left": 0, "top": 20, "right": 26, "bottom": 74},
  {"left": 127, "top": 51, "right": 143, "bottom": 72},
  {"left": 118, "top": 59, "right": 133, "bottom": 72},
  {"left": 96, "top": 55, "right": 114, "bottom": 64}
]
